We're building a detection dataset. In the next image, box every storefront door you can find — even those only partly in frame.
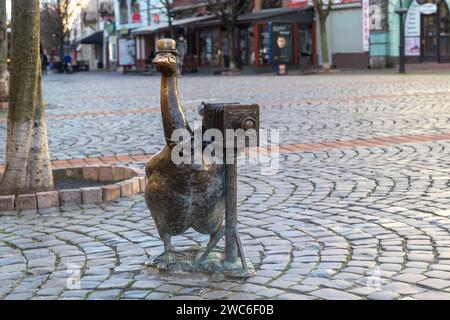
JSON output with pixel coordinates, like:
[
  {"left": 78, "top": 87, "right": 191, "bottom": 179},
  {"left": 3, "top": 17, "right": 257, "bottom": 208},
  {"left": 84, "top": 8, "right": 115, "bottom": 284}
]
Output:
[
  {"left": 421, "top": 13, "right": 438, "bottom": 61},
  {"left": 420, "top": 0, "right": 450, "bottom": 62},
  {"left": 298, "top": 24, "right": 313, "bottom": 69}
]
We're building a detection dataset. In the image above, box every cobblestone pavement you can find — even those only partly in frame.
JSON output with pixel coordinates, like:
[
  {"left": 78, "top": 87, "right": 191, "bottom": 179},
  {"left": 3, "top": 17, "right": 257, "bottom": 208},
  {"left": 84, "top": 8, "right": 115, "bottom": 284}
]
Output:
[{"left": 1, "top": 71, "right": 450, "bottom": 300}]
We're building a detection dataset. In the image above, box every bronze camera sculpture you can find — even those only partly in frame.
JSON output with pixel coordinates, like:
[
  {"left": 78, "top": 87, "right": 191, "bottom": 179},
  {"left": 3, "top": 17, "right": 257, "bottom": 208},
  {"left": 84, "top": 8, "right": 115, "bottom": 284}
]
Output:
[{"left": 145, "top": 39, "right": 259, "bottom": 277}]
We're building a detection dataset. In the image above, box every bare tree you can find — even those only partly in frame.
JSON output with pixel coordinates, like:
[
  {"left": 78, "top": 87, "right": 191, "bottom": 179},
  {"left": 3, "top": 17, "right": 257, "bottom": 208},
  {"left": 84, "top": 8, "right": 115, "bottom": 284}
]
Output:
[
  {"left": 153, "top": 0, "right": 176, "bottom": 38},
  {"left": 40, "top": 0, "right": 75, "bottom": 68},
  {"left": 207, "top": 0, "right": 252, "bottom": 71},
  {"left": 313, "top": 0, "right": 333, "bottom": 70},
  {"left": 0, "top": 0, "right": 8, "bottom": 105},
  {"left": 1, "top": 0, "right": 54, "bottom": 195}
]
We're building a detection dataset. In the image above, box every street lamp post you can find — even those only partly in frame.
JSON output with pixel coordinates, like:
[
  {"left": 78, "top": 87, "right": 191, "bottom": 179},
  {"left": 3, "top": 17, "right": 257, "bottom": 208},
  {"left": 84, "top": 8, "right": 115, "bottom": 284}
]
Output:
[{"left": 395, "top": 1, "right": 408, "bottom": 74}]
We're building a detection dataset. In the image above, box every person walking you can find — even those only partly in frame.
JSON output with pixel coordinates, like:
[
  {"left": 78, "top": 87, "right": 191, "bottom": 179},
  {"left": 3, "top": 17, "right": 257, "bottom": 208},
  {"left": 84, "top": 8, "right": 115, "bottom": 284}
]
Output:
[
  {"left": 41, "top": 52, "right": 49, "bottom": 75},
  {"left": 63, "top": 53, "right": 72, "bottom": 74},
  {"left": 176, "top": 35, "right": 186, "bottom": 76}
]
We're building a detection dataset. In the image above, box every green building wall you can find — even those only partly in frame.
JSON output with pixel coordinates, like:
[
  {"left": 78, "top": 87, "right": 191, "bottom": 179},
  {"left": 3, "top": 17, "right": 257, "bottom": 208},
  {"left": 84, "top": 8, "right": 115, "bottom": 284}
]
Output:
[{"left": 370, "top": 0, "right": 450, "bottom": 67}]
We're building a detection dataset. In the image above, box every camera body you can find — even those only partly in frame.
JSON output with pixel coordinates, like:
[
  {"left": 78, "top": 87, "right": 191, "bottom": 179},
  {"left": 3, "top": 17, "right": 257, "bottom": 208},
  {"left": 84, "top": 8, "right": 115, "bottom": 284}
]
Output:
[{"left": 200, "top": 103, "right": 260, "bottom": 149}]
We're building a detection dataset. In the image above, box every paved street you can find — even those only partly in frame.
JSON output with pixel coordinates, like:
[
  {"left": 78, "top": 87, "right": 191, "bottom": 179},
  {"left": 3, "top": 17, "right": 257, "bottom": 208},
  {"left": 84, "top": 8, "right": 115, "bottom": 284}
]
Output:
[{"left": 1, "top": 71, "right": 450, "bottom": 300}]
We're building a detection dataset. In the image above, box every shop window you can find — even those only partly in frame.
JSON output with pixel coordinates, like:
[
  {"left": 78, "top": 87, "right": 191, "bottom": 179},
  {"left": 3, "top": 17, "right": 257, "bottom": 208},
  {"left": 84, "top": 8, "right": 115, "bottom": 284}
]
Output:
[
  {"left": 440, "top": 1, "right": 450, "bottom": 57},
  {"left": 187, "top": 33, "right": 197, "bottom": 56},
  {"left": 248, "top": 26, "right": 254, "bottom": 65},
  {"left": 200, "top": 30, "right": 219, "bottom": 66},
  {"left": 262, "top": 0, "right": 282, "bottom": 9},
  {"left": 119, "top": 0, "right": 129, "bottom": 25},
  {"left": 299, "top": 25, "right": 312, "bottom": 68},
  {"left": 239, "top": 28, "right": 248, "bottom": 65},
  {"left": 259, "top": 25, "right": 270, "bottom": 66},
  {"left": 221, "top": 34, "right": 230, "bottom": 68}
]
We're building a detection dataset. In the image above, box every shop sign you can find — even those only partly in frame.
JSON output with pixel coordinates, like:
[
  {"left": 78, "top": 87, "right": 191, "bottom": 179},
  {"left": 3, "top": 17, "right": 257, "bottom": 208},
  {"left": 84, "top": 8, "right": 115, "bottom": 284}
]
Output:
[
  {"left": 405, "top": 37, "right": 420, "bottom": 56},
  {"left": 289, "top": 0, "right": 361, "bottom": 7},
  {"left": 362, "top": 0, "right": 370, "bottom": 52},
  {"left": 269, "top": 22, "right": 294, "bottom": 64},
  {"left": 420, "top": 3, "right": 437, "bottom": 15},
  {"left": 118, "top": 38, "right": 136, "bottom": 66},
  {"left": 405, "top": 0, "right": 421, "bottom": 37},
  {"left": 288, "top": 0, "right": 308, "bottom": 8},
  {"left": 132, "top": 12, "right": 141, "bottom": 24}
]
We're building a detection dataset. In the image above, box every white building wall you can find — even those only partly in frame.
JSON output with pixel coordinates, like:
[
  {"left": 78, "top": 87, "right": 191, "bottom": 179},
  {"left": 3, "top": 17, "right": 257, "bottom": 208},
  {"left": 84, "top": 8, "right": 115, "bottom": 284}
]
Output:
[{"left": 316, "top": 4, "right": 364, "bottom": 65}]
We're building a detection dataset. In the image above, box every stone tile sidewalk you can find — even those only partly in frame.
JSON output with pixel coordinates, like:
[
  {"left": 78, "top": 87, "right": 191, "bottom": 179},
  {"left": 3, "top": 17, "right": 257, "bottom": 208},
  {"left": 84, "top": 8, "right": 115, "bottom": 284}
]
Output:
[{"left": 1, "top": 72, "right": 450, "bottom": 299}]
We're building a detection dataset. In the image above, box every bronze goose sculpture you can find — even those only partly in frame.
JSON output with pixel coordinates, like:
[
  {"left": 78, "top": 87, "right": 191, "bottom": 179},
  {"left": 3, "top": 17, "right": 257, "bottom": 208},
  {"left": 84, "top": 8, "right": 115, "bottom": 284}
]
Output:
[{"left": 145, "top": 39, "right": 225, "bottom": 263}]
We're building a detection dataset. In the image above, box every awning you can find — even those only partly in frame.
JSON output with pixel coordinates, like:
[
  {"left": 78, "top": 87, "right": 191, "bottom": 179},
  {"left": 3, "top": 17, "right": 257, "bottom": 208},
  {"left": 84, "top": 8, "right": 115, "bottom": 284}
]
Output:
[
  {"left": 80, "top": 31, "right": 103, "bottom": 44},
  {"left": 132, "top": 15, "right": 216, "bottom": 35},
  {"left": 132, "top": 22, "right": 169, "bottom": 36},
  {"left": 238, "top": 7, "right": 314, "bottom": 23}
]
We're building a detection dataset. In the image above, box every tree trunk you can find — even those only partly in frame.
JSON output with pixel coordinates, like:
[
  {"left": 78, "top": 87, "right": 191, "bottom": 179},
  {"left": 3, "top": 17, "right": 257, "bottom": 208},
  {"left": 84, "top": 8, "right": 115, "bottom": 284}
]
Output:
[
  {"left": 319, "top": 16, "right": 331, "bottom": 71},
  {"left": 0, "top": 0, "right": 8, "bottom": 104},
  {"left": 226, "top": 27, "right": 239, "bottom": 71},
  {"left": 1, "top": 0, "right": 54, "bottom": 195}
]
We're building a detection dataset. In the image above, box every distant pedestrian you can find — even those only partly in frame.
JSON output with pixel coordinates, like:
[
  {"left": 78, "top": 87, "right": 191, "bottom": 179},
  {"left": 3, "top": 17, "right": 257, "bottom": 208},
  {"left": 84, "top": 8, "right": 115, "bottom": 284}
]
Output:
[
  {"left": 63, "top": 53, "right": 72, "bottom": 74},
  {"left": 177, "top": 35, "right": 186, "bottom": 75},
  {"left": 41, "top": 53, "right": 49, "bottom": 75},
  {"left": 147, "top": 50, "right": 155, "bottom": 70}
]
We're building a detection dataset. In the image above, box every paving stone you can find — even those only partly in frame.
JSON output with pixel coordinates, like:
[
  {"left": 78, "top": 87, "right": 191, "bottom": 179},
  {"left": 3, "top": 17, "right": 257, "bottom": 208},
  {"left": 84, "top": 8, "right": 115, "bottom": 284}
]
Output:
[
  {"left": 0, "top": 195, "right": 15, "bottom": 211},
  {"left": 59, "top": 189, "right": 82, "bottom": 206},
  {"left": 145, "top": 291, "right": 170, "bottom": 300},
  {"left": 98, "top": 278, "right": 134, "bottom": 289},
  {"left": 139, "top": 177, "right": 146, "bottom": 193},
  {"left": 130, "top": 178, "right": 141, "bottom": 194},
  {"left": 412, "top": 291, "right": 450, "bottom": 300},
  {"left": 418, "top": 278, "right": 450, "bottom": 290},
  {"left": 102, "top": 185, "right": 121, "bottom": 202},
  {"left": 98, "top": 167, "right": 114, "bottom": 182},
  {"left": 87, "top": 289, "right": 122, "bottom": 300},
  {"left": 256, "top": 288, "right": 285, "bottom": 298},
  {"left": 60, "top": 290, "right": 90, "bottom": 299},
  {"left": 113, "top": 167, "right": 130, "bottom": 181},
  {"left": 227, "top": 292, "right": 260, "bottom": 300},
  {"left": 392, "top": 273, "right": 427, "bottom": 284},
  {"left": 132, "top": 280, "right": 164, "bottom": 290},
  {"left": 122, "top": 290, "right": 149, "bottom": 299},
  {"left": 81, "top": 187, "right": 102, "bottom": 204},
  {"left": 82, "top": 166, "right": 99, "bottom": 181},
  {"left": 36, "top": 191, "right": 60, "bottom": 209},
  {"left": 15, "top": 194, "right": 37, "bottom": 210},
  {"left": 120, "top": 181, "right": 134, "bottom": 197},
  {"left": 383, "top": 282, "right": 426, "bottom": 295},
  {"left": 5, "top": 292, "right": 33, "bottom": 300},
  {"left": 368, "top": 290, "right": 400, "bottom": 300},
  {"left": 203, "top": 290, "right": 232, "bottom": 300},
  {"left": 277, "top": 293, "right": 313, "bottom": 300},
  {"left": 310, "top": 289, "right": 361, "bottom": 300}
]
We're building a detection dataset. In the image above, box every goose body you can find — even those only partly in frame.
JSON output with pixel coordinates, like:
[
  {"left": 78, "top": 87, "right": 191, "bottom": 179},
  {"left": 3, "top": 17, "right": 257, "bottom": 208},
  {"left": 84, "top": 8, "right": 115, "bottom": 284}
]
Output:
[{"left": 145, "top": 39, "right": 225, "bottom": 254}]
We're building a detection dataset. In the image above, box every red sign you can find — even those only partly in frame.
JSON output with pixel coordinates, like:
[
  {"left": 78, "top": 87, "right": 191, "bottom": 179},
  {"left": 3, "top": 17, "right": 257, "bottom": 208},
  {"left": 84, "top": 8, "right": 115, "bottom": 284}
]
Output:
[
  {"left": 289, "top": 0, "right": 361, "bottom": 7},
  {"left": 152, "top": 14, "right": 161, "bottom": 24},
  {"left": 277, "top": 64, "right": 288, "bottom": 76},
  {"left": 288, "top": 0, "right": 308, "bottom": 8},
  {"left": 132, "top": 12, "right": 141, "bottom": 23}
]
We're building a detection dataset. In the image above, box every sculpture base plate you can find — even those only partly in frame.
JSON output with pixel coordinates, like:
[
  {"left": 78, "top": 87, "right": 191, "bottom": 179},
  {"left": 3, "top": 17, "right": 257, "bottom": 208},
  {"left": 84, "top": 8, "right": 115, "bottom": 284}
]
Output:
[{"left": 146, "top": 247, "right": 255, "bottom": 278}]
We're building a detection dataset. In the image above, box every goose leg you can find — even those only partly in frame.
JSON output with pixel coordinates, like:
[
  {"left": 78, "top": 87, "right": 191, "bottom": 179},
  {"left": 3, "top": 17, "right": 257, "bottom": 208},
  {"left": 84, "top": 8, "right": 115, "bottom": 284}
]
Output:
[{"left": 162, "top": 234, "right": 174, "bottom": 252}]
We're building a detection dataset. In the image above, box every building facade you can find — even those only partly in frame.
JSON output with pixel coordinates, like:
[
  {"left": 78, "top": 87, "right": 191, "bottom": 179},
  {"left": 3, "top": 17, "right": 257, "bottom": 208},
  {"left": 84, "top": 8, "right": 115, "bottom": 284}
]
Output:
[
  {"left": 126, "top": 0, "right": 372, "bottom": 72},
  {"left": 114, "top": 0, "right": 168, "bottom": 71},
  {"left": 370, "top": 0, "right": 450, "bottom": 67},
  {"left": 71, "top": 0, "right": 450, "bottom": 72},
  {"left": 71, "top": 0, "right": 117, "bottom": 71}
]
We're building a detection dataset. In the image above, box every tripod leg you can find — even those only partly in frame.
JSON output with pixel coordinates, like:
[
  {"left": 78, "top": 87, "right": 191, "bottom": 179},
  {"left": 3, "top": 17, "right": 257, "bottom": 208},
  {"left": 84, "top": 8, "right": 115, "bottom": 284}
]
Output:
[
  {"left": 235, "top": 228, "right": 249, "bottom": 270},
  {"left": 198, "top": 226, "right": 225, "bottom": 263}
]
